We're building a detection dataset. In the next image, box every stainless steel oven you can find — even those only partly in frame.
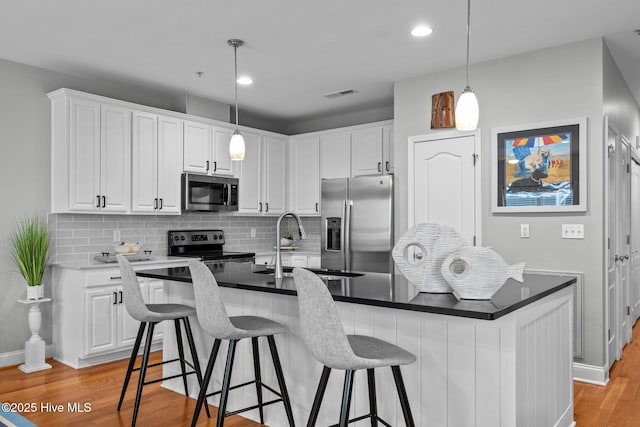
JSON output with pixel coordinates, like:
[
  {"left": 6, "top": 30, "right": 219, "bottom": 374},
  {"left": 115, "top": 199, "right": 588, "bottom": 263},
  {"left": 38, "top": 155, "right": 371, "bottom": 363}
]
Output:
[
  {"left": 168, "top": 230, "right": 255, "bottom": 266},
  {"left": 181, "top": 173, "right": 238, "bottom": 212}
]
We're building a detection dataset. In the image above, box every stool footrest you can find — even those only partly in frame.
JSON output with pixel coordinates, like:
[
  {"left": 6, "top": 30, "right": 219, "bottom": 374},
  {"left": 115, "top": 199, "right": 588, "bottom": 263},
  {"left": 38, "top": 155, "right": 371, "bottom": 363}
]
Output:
[
  {"left": 132, "top": 357, "right": 196, "bottom": 373},
  {"left": 143, "top": 370, "right": 196, "bottom": 386},
  {"left": 204, "top": 379, "right": 283, "bottom": 400},
  {"left": 223, "top": 398, "right": 284, "bottom": 417},
  {"left": 329, "top": 413, "right": 392, "bottom": 427}
]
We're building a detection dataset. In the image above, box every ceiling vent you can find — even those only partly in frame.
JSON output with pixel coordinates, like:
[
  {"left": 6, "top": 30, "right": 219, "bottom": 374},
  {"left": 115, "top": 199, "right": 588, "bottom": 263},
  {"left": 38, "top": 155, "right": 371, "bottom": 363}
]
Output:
[{"left": 324, "top": 89, "right": 358, "bottom": 99}]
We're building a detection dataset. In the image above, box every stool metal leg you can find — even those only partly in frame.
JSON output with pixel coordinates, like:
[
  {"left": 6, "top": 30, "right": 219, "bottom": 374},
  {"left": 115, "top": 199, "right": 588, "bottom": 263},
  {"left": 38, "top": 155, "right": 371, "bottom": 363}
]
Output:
[
  {"left": 191, "top": 339, "right": 221, "bottom": 427},
  {"left": 183, "top": 317, "right": 211, "bottom": 419},
  {"left": 251, "top": 337, "right": 265, "bottom": 425},
  {"left": 307, "top": 366, "right": 331, "bottom": 427},
  {"left": 267, "top": 335, "right": 295, "bottom": 426},
  {"left": 339, "top": 370, "right": 355, "bottom": 427},
  {"left": 118, "top": 322, "right": 146, "bottom": 411},
  {"left": 391, "top": 366, "right": 415, "bottom": 427},
  {"left": 367, "top": 369, "right": 378, "bottom": 426},
  {"left": 132, "top": 322, "right": 155, "bottom": 427},
  {"left": 174, "top": 319, "right": 189, "bottom": 396},
  {"left": 217, "top": 339, "right": 238, "bottom": 427}
]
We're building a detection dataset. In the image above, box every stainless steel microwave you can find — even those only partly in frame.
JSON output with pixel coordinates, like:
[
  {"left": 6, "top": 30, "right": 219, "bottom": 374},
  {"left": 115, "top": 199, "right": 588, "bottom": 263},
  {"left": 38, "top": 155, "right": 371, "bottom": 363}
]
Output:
[{"left": 181, "top": 173, "right": 238, "bottom": 212}]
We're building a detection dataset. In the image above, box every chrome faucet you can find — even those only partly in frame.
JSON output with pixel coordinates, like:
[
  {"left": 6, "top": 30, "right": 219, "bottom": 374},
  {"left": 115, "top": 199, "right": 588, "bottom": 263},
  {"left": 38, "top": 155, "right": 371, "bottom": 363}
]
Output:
[{"left": 275, "top": 211, "right": 307, "bottom": 279}]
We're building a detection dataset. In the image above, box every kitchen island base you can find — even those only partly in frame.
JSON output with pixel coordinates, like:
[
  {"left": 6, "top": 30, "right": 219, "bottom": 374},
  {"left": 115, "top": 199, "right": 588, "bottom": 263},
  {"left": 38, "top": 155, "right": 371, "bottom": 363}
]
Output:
[{"left": 161, "top": 281, "right": 574, "bottom": 427}]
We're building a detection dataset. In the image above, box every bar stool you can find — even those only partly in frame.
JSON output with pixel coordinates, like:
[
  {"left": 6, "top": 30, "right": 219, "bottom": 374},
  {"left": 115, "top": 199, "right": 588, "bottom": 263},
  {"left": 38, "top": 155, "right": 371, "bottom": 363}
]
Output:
[
  {"left": 292, "top": 268, "right": 417, "bottom": 427},
  {"left": 188, "top": 260, "right": 295, "bottom": 427},
  {"left": 116, "top": 255, "right": 210, "bottom": 426}
]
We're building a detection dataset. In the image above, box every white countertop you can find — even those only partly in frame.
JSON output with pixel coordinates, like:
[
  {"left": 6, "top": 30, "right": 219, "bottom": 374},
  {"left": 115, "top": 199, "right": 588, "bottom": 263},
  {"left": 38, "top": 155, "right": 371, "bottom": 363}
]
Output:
[{"left": 51, "top": 256, "right": 191, "bottom": 270}]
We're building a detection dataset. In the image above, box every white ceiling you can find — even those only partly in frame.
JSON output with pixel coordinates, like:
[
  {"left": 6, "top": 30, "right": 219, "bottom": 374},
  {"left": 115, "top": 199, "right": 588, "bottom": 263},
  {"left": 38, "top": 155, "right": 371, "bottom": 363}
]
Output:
[{"left": 2, "top": 0, "right": 640, "bottom": 123}]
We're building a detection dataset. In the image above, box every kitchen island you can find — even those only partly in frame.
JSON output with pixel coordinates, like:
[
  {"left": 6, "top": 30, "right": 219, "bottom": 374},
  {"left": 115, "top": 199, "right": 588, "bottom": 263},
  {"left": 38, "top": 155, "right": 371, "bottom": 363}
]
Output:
[{"left": 138, "top": 263, "right": 576, "bottom": 427}]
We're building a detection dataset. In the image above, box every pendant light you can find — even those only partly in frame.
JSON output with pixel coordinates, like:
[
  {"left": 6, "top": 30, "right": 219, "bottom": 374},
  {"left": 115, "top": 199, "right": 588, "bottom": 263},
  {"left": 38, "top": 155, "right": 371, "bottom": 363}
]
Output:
[
  {"left": 228, "top": 39, "right": 246, "bottom": 161},
  {"left": 455, "top": 0, "right": 479, "bottom": 131}
]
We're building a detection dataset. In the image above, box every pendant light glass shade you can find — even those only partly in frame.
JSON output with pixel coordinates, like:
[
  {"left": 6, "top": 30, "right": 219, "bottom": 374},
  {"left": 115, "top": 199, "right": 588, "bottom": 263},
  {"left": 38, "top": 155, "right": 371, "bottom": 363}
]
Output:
[
  {"left": 455, "top": 0, "right": 479, "bottom": 131},
  {"left": 228, "top": 39, "right": 245, "bottom": 161},
  {"left": 229, "top": 130, "right": 246, "bottom": 160},
  {"left": 455, "top": 86, "right": 479, "bottom": 130}
]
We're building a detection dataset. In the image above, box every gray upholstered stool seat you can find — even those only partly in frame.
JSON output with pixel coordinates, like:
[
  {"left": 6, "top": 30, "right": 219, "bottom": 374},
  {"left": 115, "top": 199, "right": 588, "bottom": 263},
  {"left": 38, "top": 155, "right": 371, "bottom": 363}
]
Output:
[
  {"left": 293, "top": 267, "right": 416, "bottom": 427},
  {"left": 141, "top": 303, "right": 195, "bottom": 321},
  {"left": 347, "top": 335, "right": 417, "bottom": 369},
  {"left": 116, "top": 255, "right": 209, "bottom": 427},
  {"left": 228, "top": 316, "right": 287, "bottom": 338},
  {"left": 188, "top": 260, "right": 295, "bottom": 427}
]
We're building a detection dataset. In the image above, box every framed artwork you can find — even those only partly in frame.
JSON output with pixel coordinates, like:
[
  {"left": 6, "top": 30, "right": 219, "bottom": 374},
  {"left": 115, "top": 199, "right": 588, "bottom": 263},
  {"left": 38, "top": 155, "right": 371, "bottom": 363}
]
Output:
[{"left": 491, "top": 117, "right": 587, "bottom": 213}]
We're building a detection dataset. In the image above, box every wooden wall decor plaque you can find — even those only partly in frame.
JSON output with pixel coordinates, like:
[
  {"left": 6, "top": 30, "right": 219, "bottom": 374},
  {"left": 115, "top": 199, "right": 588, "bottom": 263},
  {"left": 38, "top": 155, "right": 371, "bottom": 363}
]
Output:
[{"left": 431, "top": 91, "right": 455, "bottom": 129}]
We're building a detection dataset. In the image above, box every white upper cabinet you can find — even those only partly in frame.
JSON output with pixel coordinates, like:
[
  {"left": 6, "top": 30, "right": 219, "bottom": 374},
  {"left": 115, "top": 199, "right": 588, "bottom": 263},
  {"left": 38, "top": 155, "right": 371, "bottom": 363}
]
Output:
[
  {"left": 53, "top": 93, "right": 131, "bottom": 213},
  {"left": 320, "top": 131, "right": 351, "bottom": 179},
  {"left": 289, "top": 135, "right": 320, "bottom": 215},
  {"left": 351, "top": 125, "right": 394, "bottom": 176},
  {"left": 262, "top": 136, "right": 287, "bottom": 215},
  {"left": 183, "top": 120, "right": 234, "bottom": 177},
  {"left": 237, "top": 132, "right": 286, "bottom": 215},
  {"left": 131, "top": 112, "right": 183, "bottom": 214},
  {"left": 212, "top": 127, "right": 235, "bottom": 176}
]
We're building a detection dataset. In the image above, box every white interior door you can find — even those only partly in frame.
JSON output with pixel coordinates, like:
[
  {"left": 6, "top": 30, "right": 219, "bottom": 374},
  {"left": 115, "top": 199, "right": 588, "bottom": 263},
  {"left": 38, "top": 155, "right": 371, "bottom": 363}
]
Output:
[
  {"left": 631, "top": 157, "right": 640, "bottom": 324},
  {"left": 410, "top": 132, "right": 480, "bottom": 245},
  {"left": 618, "top": 138, "right": 631, "bottom": 345}
]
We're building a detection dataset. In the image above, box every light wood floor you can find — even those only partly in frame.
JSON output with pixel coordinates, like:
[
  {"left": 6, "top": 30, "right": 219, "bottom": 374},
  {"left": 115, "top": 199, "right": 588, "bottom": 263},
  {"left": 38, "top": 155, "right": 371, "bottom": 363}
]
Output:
[
  {"left": 0, "top": 352, "right": 260, "bottom": 426},
  {"left": 574, "top": 320, "right": 640, "bottom": 427},
  {"left": 3, "top": 327, "right": 640, "bottom": 426}
]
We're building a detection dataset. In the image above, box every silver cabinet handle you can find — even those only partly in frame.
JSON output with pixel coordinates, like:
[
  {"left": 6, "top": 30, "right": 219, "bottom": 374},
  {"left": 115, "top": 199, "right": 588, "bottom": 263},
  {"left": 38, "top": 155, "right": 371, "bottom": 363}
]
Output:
[
  {"left": 315, "top": 202, "right": 319, "bottom": 212},
  {"left": 102, "top": 195, "right": 106, "bottom": 208},
  {"left": 265, "top": 203, "right": 269, "bottom": 212},
  {"left": 96, "top": 195, "right": 101, "bottom": 208},
  {"left": 259, "top": 202, "right": 262, "bottom": 212},
  {"left": 385, "top": 161, "right": 390, "bottom": 172},
  {"left": 113, "top": 292, "right": 118, "bottom": 305},
  {"left": 377, "top": 162, "right": 382, "bottom": 173},
  {"left": 119, "top": 291, "right": 123, "bottom": 304},
  {"left": 206, "top": 160, "right": 210, "bottom": 171},
  {"left": 159, "top": 198, "right": 163, "bottom": 210},
  {"left": 154, "top": 198, "right": 158, "bottom": 209},
  {"left": 213, "top": 161, "right": 217, "bottom": 172}
]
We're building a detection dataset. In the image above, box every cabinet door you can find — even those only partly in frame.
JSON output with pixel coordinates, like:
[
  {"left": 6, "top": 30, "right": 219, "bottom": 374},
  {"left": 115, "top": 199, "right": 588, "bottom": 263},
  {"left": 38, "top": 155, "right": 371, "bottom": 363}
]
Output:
[
  {"left": 183, "top": 120, "right": 211, "bottom": 174},
  {"left": 117, "top": 286, "right": 141, "bottom": 348},
  {"left": 69, "top": 97, "right": 101, "bottom": 211},
  {"left": 351, "top": 127, "right": 383, "bottom": 176},
  {"left": 320, "top": 132, "right": 351, "bottom": 179},
  {"left": 147, "top": 280, "right": 165, "bottom": 341},
  {"left": 157, "top": 116, "right": 183, "bottom": 214},
  {"left": 237, "top": 132, "right": 263, "bottom": 214},
  {"left": 383, "top": 125, "right": 394, "bottom": 175},
  {"left": 262, "top": 136, "right": 287, "bottom": 215},
  {"left": 131, "top": 111, "right": 158, "bottom": 213},
  {"left": 290, "top": 136, "right": 320, "bottom": 215},
  {"left": 84, "top": 287, "right": 117, "bottom": 355},
  {"left": 100, "top": 104, "right": 132, "bottom": 212},
  {"left": 211, "top": 127, "right": 235, "bottom": 176}
]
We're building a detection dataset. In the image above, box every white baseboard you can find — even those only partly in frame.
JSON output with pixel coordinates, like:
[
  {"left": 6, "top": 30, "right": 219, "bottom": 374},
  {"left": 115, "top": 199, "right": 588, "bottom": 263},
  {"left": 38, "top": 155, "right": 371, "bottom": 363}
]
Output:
[
  {"left": 0, "top": 345, "right": 55, "bottom": 369},
  {"left": 573, "top": 362, "right": 609, "bottom": 386}
]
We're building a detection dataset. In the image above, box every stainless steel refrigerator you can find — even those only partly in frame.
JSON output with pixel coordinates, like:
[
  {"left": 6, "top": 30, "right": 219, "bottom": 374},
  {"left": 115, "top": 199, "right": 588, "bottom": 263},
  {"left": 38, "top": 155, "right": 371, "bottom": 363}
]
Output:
[{"left": 321, "top": 175, "right": 394, "bottom": 273}]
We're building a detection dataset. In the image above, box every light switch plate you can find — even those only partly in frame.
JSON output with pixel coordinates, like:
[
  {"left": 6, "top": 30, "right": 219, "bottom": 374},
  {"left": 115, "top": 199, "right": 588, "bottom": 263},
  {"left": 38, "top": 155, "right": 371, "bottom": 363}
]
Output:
[
  {"left": 520, "top": 224, "right": 530, "bottom": 238},
  {"left": 113, "top": 229, "right": 121, "bottom": 242},
  {"left": 562, "top": 224, "right": 584, "bottom": 239}
]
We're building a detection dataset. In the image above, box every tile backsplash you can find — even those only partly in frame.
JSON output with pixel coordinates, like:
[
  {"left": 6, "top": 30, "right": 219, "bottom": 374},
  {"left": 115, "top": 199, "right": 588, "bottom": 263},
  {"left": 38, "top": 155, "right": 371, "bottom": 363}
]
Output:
[{"left": 50, "top": 213, "right": 321, "bottom": 264}]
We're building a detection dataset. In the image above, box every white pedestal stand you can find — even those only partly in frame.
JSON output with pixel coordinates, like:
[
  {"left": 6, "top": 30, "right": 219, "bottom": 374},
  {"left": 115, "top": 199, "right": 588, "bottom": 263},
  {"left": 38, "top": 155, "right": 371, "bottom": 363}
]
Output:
[{"left": 17, "top": 298, "right": 52, "bottom": 373}]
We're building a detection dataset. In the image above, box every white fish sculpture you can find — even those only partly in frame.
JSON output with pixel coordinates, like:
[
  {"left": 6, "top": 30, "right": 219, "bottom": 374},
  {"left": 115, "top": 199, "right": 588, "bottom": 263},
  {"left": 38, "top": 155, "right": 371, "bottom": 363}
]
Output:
[
  {"left": 440, "top": 246, "right": 526, "bottom": 300},
  {"left": 392, "top": 223, "right": 468, "bottom": 293}
]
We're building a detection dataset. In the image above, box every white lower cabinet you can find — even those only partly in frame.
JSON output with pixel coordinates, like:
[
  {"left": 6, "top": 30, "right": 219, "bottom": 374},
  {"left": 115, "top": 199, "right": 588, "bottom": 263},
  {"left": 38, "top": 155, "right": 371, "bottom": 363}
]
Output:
[{"left": 53, "top": 261, "right": 186, "bottom": 369}]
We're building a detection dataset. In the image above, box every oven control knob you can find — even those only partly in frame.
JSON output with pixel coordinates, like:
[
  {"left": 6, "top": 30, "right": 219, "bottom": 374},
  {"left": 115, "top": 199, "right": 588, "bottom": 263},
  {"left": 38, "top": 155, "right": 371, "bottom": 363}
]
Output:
[
  {"left": 174, "top": 236, "right": 179, "bottom": 241},
  {"left": 180, "top": 236, "right": 185, "bottom": 240},
  {"left": 213, "top": 235, "right": 218, "bottom": 240},
  {"left": 218, "top": 234, "right": 223, "bottom": 240}
]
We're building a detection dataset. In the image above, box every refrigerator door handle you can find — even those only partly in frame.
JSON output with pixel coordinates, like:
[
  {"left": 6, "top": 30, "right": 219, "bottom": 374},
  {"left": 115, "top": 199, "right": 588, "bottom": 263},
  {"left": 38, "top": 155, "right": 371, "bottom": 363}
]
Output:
[{"left": 344, "top": 199, "right": 353, "bottom": 271}]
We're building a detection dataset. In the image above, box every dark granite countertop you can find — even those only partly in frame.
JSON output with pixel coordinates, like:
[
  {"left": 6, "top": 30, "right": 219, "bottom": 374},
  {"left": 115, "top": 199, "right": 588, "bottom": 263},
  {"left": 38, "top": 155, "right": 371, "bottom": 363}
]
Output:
[{"left": 137, "top": 262, "right": 576, "bottom": 321}]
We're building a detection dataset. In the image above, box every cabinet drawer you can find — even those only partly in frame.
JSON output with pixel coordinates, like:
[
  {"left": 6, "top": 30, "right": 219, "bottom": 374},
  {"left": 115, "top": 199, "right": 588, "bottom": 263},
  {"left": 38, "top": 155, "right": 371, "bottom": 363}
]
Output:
[{"left": 85, "top": 269, "right": 123, "bottom": 287}]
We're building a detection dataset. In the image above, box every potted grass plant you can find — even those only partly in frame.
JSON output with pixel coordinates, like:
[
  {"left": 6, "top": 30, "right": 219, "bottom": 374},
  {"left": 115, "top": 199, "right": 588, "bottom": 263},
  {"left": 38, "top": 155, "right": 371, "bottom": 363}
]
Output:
[{"left": 10, "top": 214, "right": 49, "bottom": 300}]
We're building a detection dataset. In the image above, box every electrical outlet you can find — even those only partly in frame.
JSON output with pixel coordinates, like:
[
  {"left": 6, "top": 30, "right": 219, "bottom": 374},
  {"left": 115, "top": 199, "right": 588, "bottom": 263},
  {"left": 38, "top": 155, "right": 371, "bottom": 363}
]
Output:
[
  {"left": 113, "top": 229, "right": 121, "bottom": 242},
  {"left": 520, "top": 224, "right": 530, "bottom": 238},
  {"left": 561, "top": 224, "right": 584, "bottom": 239},
  {"left": 250, "top": 228, "right": 256, "bottom": 238}
]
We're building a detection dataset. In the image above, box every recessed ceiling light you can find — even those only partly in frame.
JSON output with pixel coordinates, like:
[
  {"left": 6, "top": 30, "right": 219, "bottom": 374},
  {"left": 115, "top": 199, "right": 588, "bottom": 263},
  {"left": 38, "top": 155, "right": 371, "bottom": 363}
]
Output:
[
  {"left": 411, "top": 25, "right": 433, "bottom": 37},
  {"left": 237, "top": 76, "right": 253, "bottom": 85}
]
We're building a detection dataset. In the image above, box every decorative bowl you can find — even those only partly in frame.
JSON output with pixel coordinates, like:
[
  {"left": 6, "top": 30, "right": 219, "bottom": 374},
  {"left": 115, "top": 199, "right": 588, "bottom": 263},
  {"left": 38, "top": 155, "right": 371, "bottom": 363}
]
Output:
[{"left": 114, "top": 242, "right": 141, "bottom": 254}]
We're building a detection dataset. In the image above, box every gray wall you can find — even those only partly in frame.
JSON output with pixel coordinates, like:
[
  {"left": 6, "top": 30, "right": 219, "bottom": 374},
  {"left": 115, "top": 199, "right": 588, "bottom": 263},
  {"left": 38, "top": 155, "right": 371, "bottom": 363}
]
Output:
[
  {"left": 603, "top": 44, "right": 640, "bottom": 143},
  {"left": 0, "top": 58, "right": 177, "bottom": 356},
  {"left": 395, "top": 38, "right": 608, "bottom": 368}
]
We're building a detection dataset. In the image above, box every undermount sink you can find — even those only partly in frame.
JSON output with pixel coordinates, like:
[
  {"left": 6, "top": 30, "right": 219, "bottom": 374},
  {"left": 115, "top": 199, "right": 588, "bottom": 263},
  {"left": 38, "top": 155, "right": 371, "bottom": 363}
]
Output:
[{"left": 254, "top": 267, "right": 364, "bottom": 280}]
